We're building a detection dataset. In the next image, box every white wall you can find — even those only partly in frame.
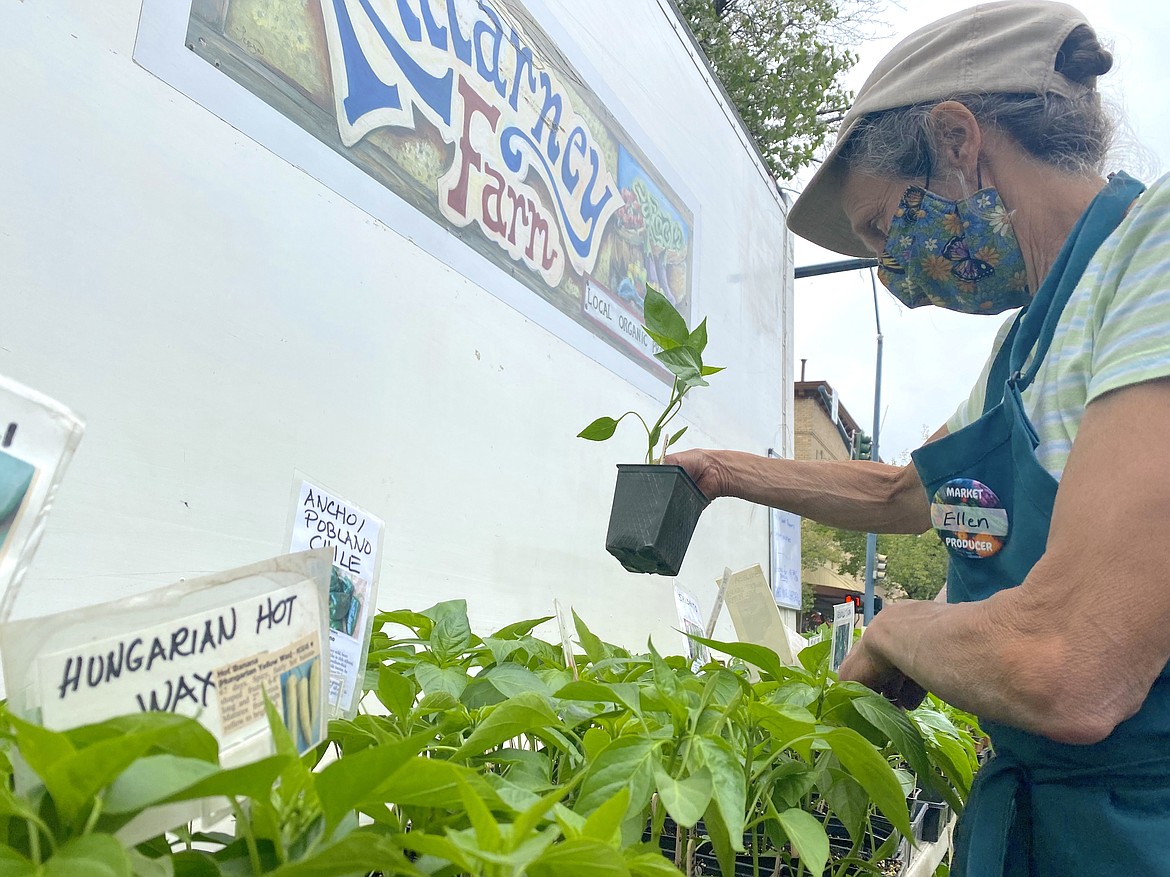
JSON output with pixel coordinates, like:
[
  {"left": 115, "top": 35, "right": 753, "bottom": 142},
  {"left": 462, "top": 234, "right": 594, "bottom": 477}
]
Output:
[{"left": 0, "top": 0, "right": 792, "bottom": 653}]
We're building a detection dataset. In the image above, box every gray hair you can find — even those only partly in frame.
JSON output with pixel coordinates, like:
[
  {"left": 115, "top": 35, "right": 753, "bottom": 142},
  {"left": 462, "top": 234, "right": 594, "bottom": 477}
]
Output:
[{"left": 841, "top": 25, "right": 1116, "bottom": 182}]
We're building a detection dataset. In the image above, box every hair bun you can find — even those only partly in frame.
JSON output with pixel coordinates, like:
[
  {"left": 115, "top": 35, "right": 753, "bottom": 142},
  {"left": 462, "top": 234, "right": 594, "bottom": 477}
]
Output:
[{"left": 1055, "top": 24, "right": 1113, "bottom": 86}]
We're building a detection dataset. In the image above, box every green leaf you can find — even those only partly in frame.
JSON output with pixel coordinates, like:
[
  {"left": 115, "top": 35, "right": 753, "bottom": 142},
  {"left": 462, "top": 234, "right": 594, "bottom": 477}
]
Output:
[
  {"left": 798, "top": 637, "right": 831, "bottom": 673},
  {"left": 103, "top": 754, "right": 288, "bottom": 815},
  {"left": 767, "top": 760, "right": 817, "bottom": 809},
  {"left": 572, "top": 610, "right": 608, "bottom": 665},
  {"left": 506, "top": 780, "right": 576, "bottom": 848},
  {"left": 700, "top": 365, "right": 725, "bottom": 376},
  {"left": 775, "top": 807, "right": 830, "bottom": 877},
  {"left": 316, "top": 732, "right": 430, "bottom": 836},
  {"left": 365, "top": 757, "right": 500, "bottom": 811},
  {"left": 373, "top": 609, "right": 433, "bottom": 638},
  {"left": 577, "top": 736, "right": 658, "bottom": 818},
  {"left": 819, "top": 766, "right": 869, "bottom": 841},
  {"left": 582, "top": 727, "right": 612, "bottom": 762},
  {"left": 647, "top": 642, "right": 685, "bottom": 726},
  {"left": 12, "top": 713, "right": 219, "bottom": 828},
  {"left": 168, "top": 850, "right": 222, "bottom": 877},
  {"left": 44, "top": 834, "right": 132, "bottom": 877},
  {"left": 375, "top": 668, "right": 417, "bottom": 718},
  {"left": 65, "top": 714, "right": 218, "bottom": 764},
  {"left": 851, "top": 692, "right": 952, "bottom": 805},
  {"left": 688, "top": 634, "right": 790, "bottom": 682},
  {"left": 492, "top": 616, "right": 555, "bottom": 640},
  {"left": 653, "top": 765, "right": 712, "bottom": 829},
  {"left": 456, "top": 774, "right": 501, "bottom": 853},
  {"left": 461, "top": 664, "right": 552, "bottom": 709},
  {"left": 578, "top": 416, "right": 622, "bottom": 441},
  {"left": 750, "top": 702, "right": 818, "bottom": 757},
  {"left": 686, "top": 318, "right": 708, "bottom": 354},
  {"left": 643, "top": 327, "right": 681, "bottom": 352},
  {"left": 664, "top": 427, "right": 688, "bottom": 451},
  {"left": 627, "top": 851, "right": 687, "bottom": 877},
  {"left": 262, "top": 695, "right": 319, "bottom": 820},
  {"left": 413, "top": 663, "right": 469, "bottom": 699},
  {"left": 581, "top": 787, "right": 630, "bottom": 844},
  {"left": 701, "top": 797, "right": 740, "bottom": 875},
  {"left": 261, "top": 830, "right": 419, "bottom": 877},
  {"left": 395, "top": 831, "right": 476, "bottom": 873},
  {"left": 822, "top": 727, "right": 913, "bottom": 839},
  {"left": 527, "top": 838, "right": 630, "bottom": 877},
  {"left": 653, "top": 346, "right": 705, "bottom": 386},
  {"left": 126, "top": 848, "right": 173, "bottom": 877},
  {"left": 556, "top": 680, "right": 639, "bottom": 712},
  {"left": 0, "top": 846, "right": 36, "bottom": 877},
  {"left": 692, "top": 734, "right": 746, "bottom": 846},
  {"left": 426, "top": 601, "right": 473, "bottom": 664},
  {"left": 642, "top": 286, "right": 689, "bottom": 347},
  {"left": 452, "top": 693, "right": 564, "bottom": 760}
]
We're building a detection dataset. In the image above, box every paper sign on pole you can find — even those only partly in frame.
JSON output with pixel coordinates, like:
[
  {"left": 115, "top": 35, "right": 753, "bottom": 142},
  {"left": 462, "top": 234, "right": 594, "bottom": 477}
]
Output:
[
  {"left": 0, "top": 549, "right": 332, "bottom": 765},
  {"left": 722, "top": 565, "right": 798, "bottom": 667},
  {"left": 287, "top": 477, "right": 384, "bottom": 719},
  {"left": 830, "top": 602, "right": 856, "bottom": 673},
  {"left": 0, "top": 374, "right": 85, "bottom": 621},
  {"left": 673, "top": 585, "right": 710, "bottom": 671},
  {"left": 770, "top": 508, "right": 803, "bottom": 610}
]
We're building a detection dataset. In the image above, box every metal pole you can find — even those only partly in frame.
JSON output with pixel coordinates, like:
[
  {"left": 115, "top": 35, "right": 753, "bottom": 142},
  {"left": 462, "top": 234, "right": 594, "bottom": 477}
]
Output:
[
  {"left": 794, "top": 258, "right": 878, "bottom": 279},
  {"left": 863, "top": 269, "right": 883, "bottom": 624}
]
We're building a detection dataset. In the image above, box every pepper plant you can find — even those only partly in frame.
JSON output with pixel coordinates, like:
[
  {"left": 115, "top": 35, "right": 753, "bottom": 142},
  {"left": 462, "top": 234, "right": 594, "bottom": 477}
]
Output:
[
  {"left": 578, "top": 286, "right": 723, "bottom": 464},
  {"left": 0, "top": 601, "right": 980, "bottom": 876}
]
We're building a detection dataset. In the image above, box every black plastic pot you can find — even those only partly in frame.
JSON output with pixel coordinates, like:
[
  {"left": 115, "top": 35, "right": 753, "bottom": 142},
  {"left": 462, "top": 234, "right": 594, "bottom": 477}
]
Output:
[
  {"left": 915, "top": 786, "right": 951, "bottom": 844},
  {"left": 605, "top": 464, "right": 709, "bottom": 575}
]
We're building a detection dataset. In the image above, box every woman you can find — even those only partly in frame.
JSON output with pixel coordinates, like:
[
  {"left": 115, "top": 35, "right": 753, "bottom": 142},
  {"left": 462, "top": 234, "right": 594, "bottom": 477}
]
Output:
[{"left": 672, "top": 2, "right": 1170, "bottom": 873}]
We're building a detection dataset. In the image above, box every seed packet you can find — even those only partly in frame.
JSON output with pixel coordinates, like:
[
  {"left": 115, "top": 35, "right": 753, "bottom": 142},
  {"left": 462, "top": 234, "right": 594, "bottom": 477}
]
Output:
[{"left": 0, "top": 374, "right": 85, "bottom": 621}]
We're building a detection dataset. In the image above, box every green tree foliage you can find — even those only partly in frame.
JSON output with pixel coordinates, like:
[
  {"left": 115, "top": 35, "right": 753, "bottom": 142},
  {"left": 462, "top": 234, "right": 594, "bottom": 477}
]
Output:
[
  {"left": 799, "top": 518, "right": 845, "bottom": 611},
  {"left": 809, "top": 525, "right": 949, "bottom": 602},
  {"left": 884, "top": 530, "right": 949, "bottom": 601},
  {"left": 676, "top": 0, "right": 859, "bottom": 180}
]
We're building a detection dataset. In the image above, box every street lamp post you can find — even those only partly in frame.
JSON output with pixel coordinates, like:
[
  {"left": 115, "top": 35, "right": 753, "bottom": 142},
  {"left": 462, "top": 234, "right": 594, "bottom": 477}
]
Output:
[
  {"left": 794, "top": 258, "right": 885, "bottom": 624},
  {"left": 862, "top": 269, "right": 883, "bottom": 624}
]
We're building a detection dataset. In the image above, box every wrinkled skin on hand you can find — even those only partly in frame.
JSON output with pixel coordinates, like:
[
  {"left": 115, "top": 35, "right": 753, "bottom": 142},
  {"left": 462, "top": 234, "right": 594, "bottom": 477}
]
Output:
[
  {"left": 664, "top": 448, "right": 727, "bottom": 499},
  {"left": 838, "top": 625, "right": 928, "bottom": 711}
]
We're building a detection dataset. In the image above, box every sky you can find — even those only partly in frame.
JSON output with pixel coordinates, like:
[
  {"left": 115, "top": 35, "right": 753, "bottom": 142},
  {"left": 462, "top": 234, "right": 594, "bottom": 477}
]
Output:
[{"left": 790, "top": 0, "right": 1170, "bottom": 461}]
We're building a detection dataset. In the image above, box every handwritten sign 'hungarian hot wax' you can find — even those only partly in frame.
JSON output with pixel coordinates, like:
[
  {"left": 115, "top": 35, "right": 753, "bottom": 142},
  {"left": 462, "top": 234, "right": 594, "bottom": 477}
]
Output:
[
  {"left": 184, "top": 0, "right": 695, "bottom": 377},
  {"left": 0, "top": 550, "right": 333, "bottom": 761}
]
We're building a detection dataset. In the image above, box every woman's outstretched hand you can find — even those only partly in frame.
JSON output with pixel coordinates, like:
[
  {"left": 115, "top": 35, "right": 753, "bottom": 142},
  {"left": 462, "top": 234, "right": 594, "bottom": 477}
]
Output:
[{"left": 664, "top": 448, "right": 729, "bottom": 500}]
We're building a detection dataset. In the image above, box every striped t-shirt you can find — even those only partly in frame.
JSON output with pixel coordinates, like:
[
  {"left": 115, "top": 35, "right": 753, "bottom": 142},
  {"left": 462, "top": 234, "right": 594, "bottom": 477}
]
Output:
[{"left": 947, "top": 173, "right": 1170, "bottom": 480}]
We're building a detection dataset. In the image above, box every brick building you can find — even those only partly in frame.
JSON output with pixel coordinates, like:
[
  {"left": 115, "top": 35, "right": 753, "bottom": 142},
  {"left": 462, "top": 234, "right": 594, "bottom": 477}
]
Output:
[{"left": 793, "top": 378, "right": 879, "bottom": 626}]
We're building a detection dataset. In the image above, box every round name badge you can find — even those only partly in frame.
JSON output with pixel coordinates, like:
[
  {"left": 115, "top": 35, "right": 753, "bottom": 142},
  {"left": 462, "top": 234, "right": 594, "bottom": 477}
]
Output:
[{"left": 930, "top": 478, "right": 1009, "bottom": 559}]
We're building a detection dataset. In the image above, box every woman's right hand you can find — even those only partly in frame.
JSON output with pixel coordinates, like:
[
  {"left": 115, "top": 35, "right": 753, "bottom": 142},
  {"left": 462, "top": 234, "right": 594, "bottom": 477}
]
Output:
[{"left": 664, "top": 448, "right": 729, "bottom": 500}]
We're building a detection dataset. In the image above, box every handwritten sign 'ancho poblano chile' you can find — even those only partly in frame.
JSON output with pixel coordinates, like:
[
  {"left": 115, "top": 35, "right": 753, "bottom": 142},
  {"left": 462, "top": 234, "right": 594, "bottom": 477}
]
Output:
[
  {"left": 0, "top": 549, "right": 332, "bottom": 765},
  {"left": 287, "top": 478, "right": 383, "bottom": 719}
]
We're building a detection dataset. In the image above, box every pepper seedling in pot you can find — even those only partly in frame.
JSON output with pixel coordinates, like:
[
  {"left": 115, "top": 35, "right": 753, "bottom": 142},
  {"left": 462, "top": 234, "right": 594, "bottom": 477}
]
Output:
[
  {"left": 578, "top": 286, "right": 722, "bottom": 463},
  {"left": 578, "top": 286, "right": 722, "bottom": 575}
]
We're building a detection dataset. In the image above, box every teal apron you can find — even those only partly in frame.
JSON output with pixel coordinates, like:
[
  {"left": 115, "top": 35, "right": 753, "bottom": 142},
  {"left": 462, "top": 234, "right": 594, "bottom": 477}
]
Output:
[{"left": 911, "top": 173, "right": 1170, "bottom": 876}]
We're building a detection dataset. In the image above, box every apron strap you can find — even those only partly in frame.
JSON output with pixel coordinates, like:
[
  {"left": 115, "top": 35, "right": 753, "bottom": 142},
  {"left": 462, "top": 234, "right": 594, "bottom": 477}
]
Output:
[
  {"left": 981, "top": 310, "right": 1025, "bottom": 416},
  {"left": 1009, "top": 172, "right": 1146, "bottom": 388}
]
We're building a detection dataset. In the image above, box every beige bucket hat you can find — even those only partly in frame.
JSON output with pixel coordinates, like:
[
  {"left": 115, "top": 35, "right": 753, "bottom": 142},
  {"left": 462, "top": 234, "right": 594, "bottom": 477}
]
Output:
[{"left": 787, "top": 1, "right": 1094, "bottom": 257}]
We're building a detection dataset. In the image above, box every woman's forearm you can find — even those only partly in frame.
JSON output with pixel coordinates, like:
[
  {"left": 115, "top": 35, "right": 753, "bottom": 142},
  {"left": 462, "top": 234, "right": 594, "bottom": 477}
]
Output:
[{"left": 714, "top": 450, "right": 932, "bottom": 534}]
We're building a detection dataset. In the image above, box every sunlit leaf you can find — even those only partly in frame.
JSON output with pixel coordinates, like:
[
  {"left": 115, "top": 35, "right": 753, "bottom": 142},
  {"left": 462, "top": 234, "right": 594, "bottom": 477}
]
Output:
[
  {"left": 578, "top": 416, "right": 621, "bottom": 441},
  {"left": 642, "top": 286, "right": 689, "bottom": 347},
  {"left": 776, "top": 807, "right": 830, "bottom": 877},
  {"left": 653, "top": 765, "right": 712, "bottom": 829}
]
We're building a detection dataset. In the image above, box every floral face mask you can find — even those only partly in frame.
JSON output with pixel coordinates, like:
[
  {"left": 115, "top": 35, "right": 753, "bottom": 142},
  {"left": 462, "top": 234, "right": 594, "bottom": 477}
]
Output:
[{"left": 876, "top": 185, "right": 1031, "bottom": 314}]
